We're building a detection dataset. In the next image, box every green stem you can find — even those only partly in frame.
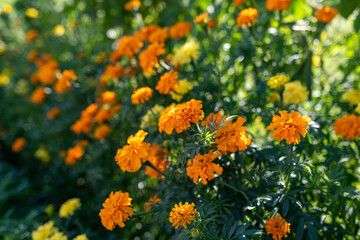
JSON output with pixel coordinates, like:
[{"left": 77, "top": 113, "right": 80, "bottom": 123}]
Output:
[
  {"left": 144, "top": 161, "right": 165, "bottom": 177},
  {"left": 283, "top": 144, "right": 293, "bottom": 194}
]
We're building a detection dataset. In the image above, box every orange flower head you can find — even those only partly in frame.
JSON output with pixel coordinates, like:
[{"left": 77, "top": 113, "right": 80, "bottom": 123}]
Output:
[
  {"left": 115, "top": 130, "right": 151, "bottom": 172},
  {"left": 124, "top": 0, "right": 141, "bottom": 11},
  {"left": 100, "top": 64, "right": 123, "bottom": 86},
  {"left": 30, "top": 87, "right": 46, "bottom": 104},
  {"left": 26, "top": 29, "right": 38, "bottom": 41},
  {"left": 54, "top": 69, "right": 77, "bottom": 93},
  {"left": 266, "top": 110, "right": 311, "bottom": 144},
  {"left": 33, "top": 56, "right": 59, "bottom": 85},
  {"left": 95, "top": 107, "right": 112, "bottom": 124},
  {"left": 101, "top": 91, "right": 117, "bottom": 105},
  {"left": 135, "top": 24, "right": 162, "bottom": 42},
  {"left": 186, "top": 150, "right": 222, "bottom": 185},
  {"left": 131, "top": 87, "right": 153, "bottom": 104},
  {"left": 97, "top": 52, "right": 106, "bottom": 63},
  {"left": 194, "top": 13, "right": 208, "bottom": 24},
  {"left": 99, "top": 191, "right": 133, "bottom": 230},
  {"left": 169, "top": 202, "right": 197, "bottom": 229},
  {"left": 201, "top": 111, "right": 228, "bottom": 130},
  {"left": 82, "top": 103, "right": 98, "bottom": 117},
  {"left": 155, "top": 71, "right": 179, "bottom": 94},
  {"left": 145, "top": 143, "right": 168, "bottom": 179},
  {"left": 233, "top": 0, "right": 246, "bottom": 7},
  {"left": 109, "top": 36, "right": 143, "bottom": 61},
  {"left": 47, "top": 107, "right": 61, "bottom": 119},
  {"left": 65, "top": 145, "right": 84, "bottom": 165},
  {"left": 159, "top": 99, "right": 204, "bottom": 134},
  {"left": 333, "top": 114, "right": 360, "bottom": 141},
  {"left": 215, "top": 117, "right": 251, "bottom": 154},
  {"left": 148, "top": 27, "right": 168, "bottom": 43},
  {"left": 237, "top": 8, "right": 259, "bottom": 28},
  {"left": 169, "top": 22, "right": 192, "bottom": 39},
  {"left": 266, "top": 0, "right": 292, "bottom": 11},
  {"left": 145, "top": 195, "right": 161, "bottom": 211},
  {"left": 139, "top": 43, "right": 165, "bottom": 74},
  {"left": 94, "top": 124, "right": 111, "bottom": 140},
  {"left": 207, "top": 18, "right": 218, "bottom": 29},
  {"left": 265, "top": 215, "right": 291, "bottom": 240},
  {"left": 316, "top": 6, "right": 339, "bottom": 23},
  {"left": 12, "top": 138, "right": 26, "bottom": 152},
  {"left": 27, "top": 50, "right": 38, "bottom": 62}
]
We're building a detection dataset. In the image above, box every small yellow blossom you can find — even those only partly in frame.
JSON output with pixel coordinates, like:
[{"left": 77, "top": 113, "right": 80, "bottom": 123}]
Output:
[
  {"left": 53, "top": 25, "right": 65, "bottom": 36},
  {"left": 3, "top": 4, "right": 13, "bottom": 14},
  {"left": 266, "top": 91, "right": 280, "bottom": 103},
  {"left": 173, "top": 41, "right": 200, "bottom": 66},
  {"left": 267, "top": 75, "right": 290, "bottom": 89},
  {"left": 59, "top": 198, "right": 81, "bottom": 218},
  {"left": 73, "top": 234, "right": 88, "bottom": 240},
  {"left": 31, "top": 221, "right": 60, "bottom": 240},
  {"left": 283, "top": 81, "right": 309, "bottom": 105},
  {"left": 26, "top": 8, "right": 39, "bottom": 18},
  {"left": 343, "top": 90, "right": 360, "bottom": 106},
  {"left": 140, "top": 104, "right": 165, "bottom": 129},
  {"left": 0, "top": 72, "right": 10, "bottom": 86},
  {"left": 170, "top": 79, "right": 195, "bottom": 101},
  {"left": 34, "top": 147, "right": 51, "bottom": 163}
]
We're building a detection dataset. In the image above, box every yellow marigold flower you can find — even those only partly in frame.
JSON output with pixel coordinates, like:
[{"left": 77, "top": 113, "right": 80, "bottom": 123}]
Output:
[
  {"left": 312, "top": 56, "right": 321, "bottom": 67},
  {"left": 32, "top": 221, "right": 59, "bottom": 240},
  {"left": 145, "top": 195, "right": 161, "bottom": 211},
  {"left": 100, "top": 64, "right": 123, "bottom": 86},
  {"left": 316, "top": 6, "right": 338, "bottom": 23},
  {"left": 139, "top": 42, "right": 165, "bottom": 74},
  {"left": 233, "top": 0, "right": 246, "bottom": 7},
  {"left": 356, "top": 104, "right": 360, "bottom": 114},
  {"left": 101, "top": 91, "right": 117, "bottom": 105},
  {"left": 173, "top": 40, "right": 200, "bottom": 66},
  {"left": 73, "top": 234, "right": 88, "bottom": 240},
  {"left": 266, "top": 110, "right": 311, "bottom": 144},
  {"left": 59, "top": 198, "right": 81, "bottom": 218},
  {"left": 266, "top": 0, "right": 292, "bottom": 11},
  {"left": 12, "top": 138, "right": 26, "bottom": 152},
  {"left": 159, "top": 99, "right": 204, "bottom": 134},
  {"left": 169, "top": 22, "right": 192, "bottom": 39},
  {"left": 343, "top": 89, "right": 360, "bottom": 106},
  {"left": 26, "top": 8, "right": 39, "bottom": 18},
  {"left": 3, "top": 4, "right": 13, "bottom": 14},
  {"left": 169, "top": 79, "right": 195, "bottom": 101},
  {"left": 0, "top": 72, "right": 10, "bottom": 86},
  {"left": 54, "top": 70, "right": 77, "bottom": 94},
  {"left": 31, "top": 87, "right": 46, "bottom": 104},
  {"left": 47, "top": 232, "right": 67, "bottom": 240},
  {"left": 186, "top": 150, "right": 222, "bottom": 185},
  {"left": 124, "top": 0, "right": 141, "bottom": 11},
  {"left": 156, "top": 71, "right": 179, "bottom": 94},
  {"left": 283, "top": 81, "right": 309, "bottom": 105},
  {"left": 47, "top": 107, "right": 61, "bottom": 120},
  {"left": 169, "top": 202, "right": 197, "bottom": 229},
  {"left": 131, "top": 87, "right": 153, "bottom": 104},
  {"left": 145, "top": 144, "right": 168, "bottom": 179},
  {"left": 53, "top": 25, "right": 65, "bottom": 36},
  {"left": 267, "top": 75, "right": 290, "bottom": 89},
  {"left": 236, "top": 8, "right": 259, "bottom": 28},
  {"left": 99, "top": 191, "right": 133, "bottom": 230},
  {"left": 65, "top": 145, "right": 84, "bottom": 165},
  {"left": 140, "top": 104, "right": 165, "bottom": 129},
  {"left": 26, "top": 29, "right": 38, "bottom": 41},
  {"left": 94, "top": 124, "right": 111, "bottom": 140},
  {"left": 109, "top": 35, "right": 143, "bottom": 61},
  {"left": 194, "top": 13, "right": 208, "bottom": 24},
  {"left": 34, "top": 147, "right": 51, "bottom": 163},
  {"left": 267, "top": 91, "right": 281, "bottom": 103},
  {"left": 201, "top": 111, "right": 228, "bottom": 129},
  {"left": 215, "top": 117, "right": 251, "bottom": 154},
  {"left": 115, "top": 130, "right": 151, "bottom": 172},
  {"left": 265, "top": 215, "right": 291, "bottom": 240},
  {"left": 333, "top": 115, "right": 360, "bottom": 141}
]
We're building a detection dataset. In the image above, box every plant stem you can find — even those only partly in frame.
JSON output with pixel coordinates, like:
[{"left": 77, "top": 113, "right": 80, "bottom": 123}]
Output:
[
  {"left": 144, "top": 161, "right": 165, "bottom": 177},
  {"left": 283, "top": 144, "right": 293, "bottom": 194}
]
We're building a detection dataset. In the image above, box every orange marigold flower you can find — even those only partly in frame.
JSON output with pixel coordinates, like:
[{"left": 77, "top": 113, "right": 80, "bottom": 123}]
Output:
[
  {"left": 149, "top": 27, "right": 168, "bottom": 43},
  {"left": 109, "top": 36, "right": 143, "bottom": 61},
  {"left": 169, "top": 202, "right": 197, "bottom": 229},
  {"left": 12, "top": 138, "right": 26, "bottom": 152},
  {"left": 101, "top": 91, "right": 117, "bottom": 105},
  {"left": 186, "top": 150, "right": 222, "bottom": 185},
  {"left": 316, "top": 6, "right": 339, "bottom": 23},
  {"left": 201, "top": 111, "right": 228, "bottom": 130},
  {"left": 30, "top": 87, "right": 46, "bottom": 104},
  {"left": 145, "top": 195, "right": 161, "bottom": 211},
  {"left": 155, "top": 71, "right": 179, "bottom": 94},
  {"left": 333, "top": 114, "right": 360, "bottom": 141},
  {"left": 100, "top": 64, "right": 123, "bottom": 86},
  {"left": 82, "top": 103, "right": 98, "bottom": 117},
  {"left": 139, "top": 43, "right": 165, "bottom": 74},
  {"left": 97, "top": 52, "right": 106, "bottom": 63},
  {"left": 99, "top": 191, "right": 133, "bottom": 230},
  {"left": 207, "top": 18, "right": 218, "bottom": 29},
  {"left": 95, "top": 107, "right": 113, "bottom": 124},
  {"left": 71, "top": 116, "right": 94, "bottom": 134},
  {"left": 266, "top": 110, "right": 311, "bottom": 144},
  {"left": 34, "top": 58, "right": 59, "bottom": 85},
  {"left": 159, "top": 99, "right": 204, "bottom": 134},
  {"left": 265, "top": 215, "right": 291, "bottom": 240},
  {"left": 131, "top": 87, "right": 153, "bottom": 104},
  {"left": 233, "top": 0, "right": 246, "bottom": 7},
  {"left": 194, "top": 13, "right": 208, "bottom": 24},
  {"left": 215, "top": 117, "right": 251, "bottom": 154},
  {"left": 26, "top": 29, "right": 38, "bottom": 41},
  {"left": 135, "top": 24, "right": 162, "bottom": 42},
  {"left": 94, "top": 124, "right": 111, "bottom": 140},
  {"left": 54, "top": 69, "right": 77, "bottom": 94},
  {"left": 115, "top": 130, "right": 151, "bottom": 172},
  {"left": 266, "top": 0, "right": 292, "bottom": 11},
  {"left": 237, "top": 8, "right": 259, "bottom": 27},
  {"left": 65, "top": 145, "right": 84, "bottom": 165},
  {"left": 169, "top": 22, "right": 192, "bottom": 39},
  {"left": 124, "top": 0, "right": 141, "bottom": 11},
  {"left": 47, "top": 107, "right": 61, "bottom": 119},
  {"left": 145, "top": 144, "right": 168, "bottom": 179},
  {"left": 27, "top": 50, "right": 37, "bottom": 62}
]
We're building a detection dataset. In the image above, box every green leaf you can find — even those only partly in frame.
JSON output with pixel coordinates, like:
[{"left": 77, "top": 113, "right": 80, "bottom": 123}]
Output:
[
  {"left": 282, "top": 199, "right": 289, "bottom": 217},
  {"left": 307, "top": 222, "right": 320, "bottom": 240},
  {"left": 337, "top": 0, "right": 358, "bottom": 18},
  {"left": 296, "top": 218, "right": 305, "bottom": 240},
  {"left": 354, "top": 14, "right": 360, "bottom": 32}
]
